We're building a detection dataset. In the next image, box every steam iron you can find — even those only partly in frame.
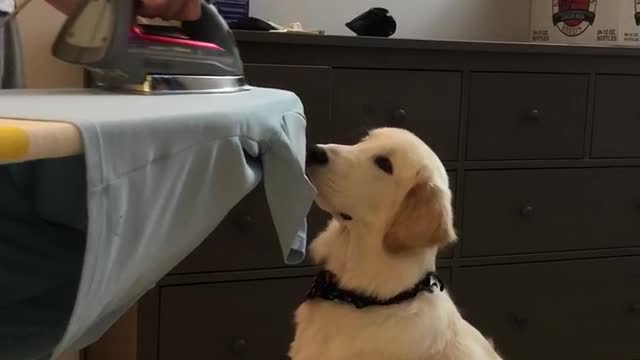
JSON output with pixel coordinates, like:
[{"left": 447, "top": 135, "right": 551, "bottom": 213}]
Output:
[{"left": 52, "top": 0, "right": 249, "bottom": 94}]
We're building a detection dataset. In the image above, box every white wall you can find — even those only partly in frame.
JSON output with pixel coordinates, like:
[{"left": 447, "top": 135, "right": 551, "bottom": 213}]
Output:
[
  {"left": 16, "top": 0, "right": 83, "bottom": 88},
  {"left": 251, "top": 0, "right": 532, "bottom": 41}
]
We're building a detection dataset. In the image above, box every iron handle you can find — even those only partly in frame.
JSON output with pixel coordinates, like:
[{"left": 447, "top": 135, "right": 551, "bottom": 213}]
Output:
[
  {"left": 392, "top": 109, "right": 408, "bottom": 124},
  {"left": 525, "top": 108, "right": 541, "bottom": 121},
  {"left": 626, "top": 303, "right": 640, "bottom": 316},
  {"left": 520, "top": 204, "right": 535, "bottom": 217}
]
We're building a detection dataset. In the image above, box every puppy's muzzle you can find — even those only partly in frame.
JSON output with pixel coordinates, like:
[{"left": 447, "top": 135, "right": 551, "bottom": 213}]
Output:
[{"left": 306, "top": 145, "right": 328, "bottom": 167}]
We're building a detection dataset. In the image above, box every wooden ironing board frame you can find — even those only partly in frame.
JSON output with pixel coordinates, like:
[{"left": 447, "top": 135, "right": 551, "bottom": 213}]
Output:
[{"left": 0, "top": 118, "right": 83, "bottom": 164}]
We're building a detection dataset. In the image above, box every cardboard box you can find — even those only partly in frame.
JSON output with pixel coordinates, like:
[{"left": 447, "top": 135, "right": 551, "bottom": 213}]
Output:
[{"left": 530, "top": 0, "right": 640, "bottom": 46}]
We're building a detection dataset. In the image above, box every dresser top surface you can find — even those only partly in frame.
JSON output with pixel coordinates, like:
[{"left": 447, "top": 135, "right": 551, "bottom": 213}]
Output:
[{"left": 234, "top": 30, "right": 640, "bottom": 57}]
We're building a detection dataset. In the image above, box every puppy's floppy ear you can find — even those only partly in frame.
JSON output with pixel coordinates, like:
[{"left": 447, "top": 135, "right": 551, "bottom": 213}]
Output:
[{"left": 383, "top": 180, "right": 456, "bottom": 254}]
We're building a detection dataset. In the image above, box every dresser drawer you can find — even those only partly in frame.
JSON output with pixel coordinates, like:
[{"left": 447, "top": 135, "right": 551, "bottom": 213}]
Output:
[
  {"left": 462, "top": 168, "right": 640, "bottom": 256},
  {"left": 332, "top": 69, "right": 461, "bottom": 160},
  {"left": 158, "top": 277, "right": 311, "bottom": 360},
  {"left": 158, "top": 269, "right": 452, "bottom": 360},
  {"left": 592, "top": 75, "right": 640, "bottom": 158},
  {"left": 244, "top": 64, "right": 332, "bottom": 144},
  {"left": 467, "top": 73, "right": 588, "bottom": 160},
  {"left": 454, "top": 257, "right": 640, "bottom": 360},
  {"left": 173, "top": 169, "right": 456, "bottom": 273},
  {"left": 171, "top": 184, "right": 327, "bottom": 274}
]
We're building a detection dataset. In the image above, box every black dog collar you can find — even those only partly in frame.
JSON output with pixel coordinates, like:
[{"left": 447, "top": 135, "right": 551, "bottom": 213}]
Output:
[{"left": 305, "top": 270, "right": 445, "bottom": 309}]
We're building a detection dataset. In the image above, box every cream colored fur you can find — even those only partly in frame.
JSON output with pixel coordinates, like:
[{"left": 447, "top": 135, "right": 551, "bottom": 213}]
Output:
[{"left": 289, "top": 128, "right": 502, "bottom": 360}]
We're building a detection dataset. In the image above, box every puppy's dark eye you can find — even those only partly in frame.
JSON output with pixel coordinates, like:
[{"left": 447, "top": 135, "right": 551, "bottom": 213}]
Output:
[
  {"left": 339, "top": 212, "right": 353, "bottom": 221},
  {"left": 374, "top": 156, "right": 393, "bottom": 175}
]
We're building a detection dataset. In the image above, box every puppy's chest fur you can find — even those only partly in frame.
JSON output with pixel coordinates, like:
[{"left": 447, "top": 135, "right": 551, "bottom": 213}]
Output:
[{"left": 289, "top": 292, "right": 458, "bottom": 360}]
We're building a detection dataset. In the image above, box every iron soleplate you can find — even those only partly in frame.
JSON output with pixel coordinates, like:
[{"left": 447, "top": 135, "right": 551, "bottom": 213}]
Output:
[{"left": 92, "top": 74, "right": 250, "bottom": 94}]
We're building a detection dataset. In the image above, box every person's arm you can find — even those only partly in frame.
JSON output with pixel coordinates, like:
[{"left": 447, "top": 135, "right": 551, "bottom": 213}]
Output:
[{"left": 44, "top": 0, "right": 201, "bottom": 20}]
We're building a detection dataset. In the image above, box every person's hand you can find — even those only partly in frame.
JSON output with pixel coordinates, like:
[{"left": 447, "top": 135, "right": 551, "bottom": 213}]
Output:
[{"left": 45, "top": 0, "right": 202, "bottom": 21}]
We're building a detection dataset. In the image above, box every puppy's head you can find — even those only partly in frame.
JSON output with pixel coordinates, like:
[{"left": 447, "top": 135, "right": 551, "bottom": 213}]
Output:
[{"left": 306, "top": 127, "right": 456, "bottom": 254}]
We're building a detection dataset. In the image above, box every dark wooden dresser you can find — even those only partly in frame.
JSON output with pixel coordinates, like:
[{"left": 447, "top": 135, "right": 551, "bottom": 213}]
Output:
[{"left": 84, "top": 32, "right": 640, "bottom": 360}]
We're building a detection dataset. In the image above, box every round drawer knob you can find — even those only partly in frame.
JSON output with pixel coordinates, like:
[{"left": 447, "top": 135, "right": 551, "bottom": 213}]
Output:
[
  {"left": 526, "top": 108, "right": 541, "bottom": 121},
  {"left": 392, "top": 109, "right": 409, "bottom": 124},
  {"left": 520, "top": 205, "right": 535, "bottom": 217},
  {"left": 232, "top": 338, "right": 248, "bottom": 353},
  {"left": 626, "top": 303, "right": 640, "bottom": 315}
]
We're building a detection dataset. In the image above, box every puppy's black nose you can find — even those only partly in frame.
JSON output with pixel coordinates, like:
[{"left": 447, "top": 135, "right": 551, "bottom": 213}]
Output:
[{"left": 306, "top": 145, "right": 329, "bottom": 166}]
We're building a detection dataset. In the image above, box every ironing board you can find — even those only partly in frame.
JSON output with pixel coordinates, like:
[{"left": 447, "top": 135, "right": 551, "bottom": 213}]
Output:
[{"left": 0, "top": 87, "right": 315, "bottom": 360}]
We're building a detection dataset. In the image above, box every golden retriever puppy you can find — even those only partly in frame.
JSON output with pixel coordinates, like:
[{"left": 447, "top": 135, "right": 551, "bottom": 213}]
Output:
[{"left": 289, "top": 128, "right": 501, "bottom": 360}]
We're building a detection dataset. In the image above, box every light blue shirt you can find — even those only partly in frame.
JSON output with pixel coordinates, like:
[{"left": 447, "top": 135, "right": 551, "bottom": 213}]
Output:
[{"left": 0, "top": 87, "right": 315, "bottom": 359}]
